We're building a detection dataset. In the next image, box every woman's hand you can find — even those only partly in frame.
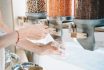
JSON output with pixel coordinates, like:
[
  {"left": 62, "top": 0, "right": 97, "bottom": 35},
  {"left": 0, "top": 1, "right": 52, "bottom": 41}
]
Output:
[
  {"left": 18, "top": 24, "right": 48, "bottom": 41},
  {"left": 17, "top": 40, "right": 61, "bottom": 55},
  {"left": 16, "top": 24, "right": 62, "bottom": 55}
]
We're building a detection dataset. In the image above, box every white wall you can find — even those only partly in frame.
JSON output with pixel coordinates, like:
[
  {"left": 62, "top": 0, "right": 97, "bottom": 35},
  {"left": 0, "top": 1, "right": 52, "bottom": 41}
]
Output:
[
  {"left": 0, "top": 0, "right": 14, "bottom": 29},
  {"left": 12, "top": 0, "right": 27, "bottom": 19}
]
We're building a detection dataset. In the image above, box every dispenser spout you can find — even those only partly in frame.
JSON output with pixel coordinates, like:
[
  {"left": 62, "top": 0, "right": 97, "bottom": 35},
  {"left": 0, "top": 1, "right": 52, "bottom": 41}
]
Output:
[{"left": 70, "top": 22, "right": 87, "bottom": 39}]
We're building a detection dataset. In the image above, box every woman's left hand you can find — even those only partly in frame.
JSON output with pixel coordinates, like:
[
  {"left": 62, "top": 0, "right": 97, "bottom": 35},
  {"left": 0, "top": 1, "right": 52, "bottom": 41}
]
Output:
[{"left": 18, "top": 24, "right": 49, "bottom": 41}]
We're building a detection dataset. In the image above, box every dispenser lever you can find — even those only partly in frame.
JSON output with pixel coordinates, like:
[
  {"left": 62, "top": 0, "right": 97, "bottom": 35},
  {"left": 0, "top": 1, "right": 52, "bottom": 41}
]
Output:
[{"left": 71, "top": 23, "right": 87, "bottom": 39}]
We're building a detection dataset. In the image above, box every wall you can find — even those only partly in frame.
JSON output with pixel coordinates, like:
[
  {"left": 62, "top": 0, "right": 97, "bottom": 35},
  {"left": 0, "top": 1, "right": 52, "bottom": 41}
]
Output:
[
  {"left": 12, "top": 0, "right": 27, "bottom": 19},
  {"left": 0, "top": 0, "right": 14, "bottom": 29}
]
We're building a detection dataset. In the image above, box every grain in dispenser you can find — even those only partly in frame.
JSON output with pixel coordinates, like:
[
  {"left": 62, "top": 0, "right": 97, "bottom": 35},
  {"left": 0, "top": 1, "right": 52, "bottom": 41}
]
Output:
[
  {"left": 26, "top": 0, "right": 47, "bottom": 19},
  {"left": 74, "top": 0, "right": 104, "bottom": 50}
]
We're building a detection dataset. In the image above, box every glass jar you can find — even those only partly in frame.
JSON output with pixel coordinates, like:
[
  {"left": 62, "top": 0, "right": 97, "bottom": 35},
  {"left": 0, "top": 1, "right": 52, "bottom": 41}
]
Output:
[
  {"left": 75, "top": 0, "right": 104, "bottom": 19},
  {"left": 26, "top": 0, "right": 47, "bottom": 20},
  {"left": 47, "top": 0, "right": 73, "bottom": 17},
  {"left": 27, "top": 0, "right": 46, "bottom": 13},
  {"left": 12, "top": 62, "right": 43, "bottom": 70}
]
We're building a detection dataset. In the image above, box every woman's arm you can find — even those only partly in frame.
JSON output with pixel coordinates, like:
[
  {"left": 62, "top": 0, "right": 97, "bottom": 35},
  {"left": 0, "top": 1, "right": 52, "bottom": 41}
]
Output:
[
  {"left": 0, "top": 21, "right": 12, "bottom": 33},
  {"left": 0, "top": 14, "right": 17, "bottom": 48},
  {"left": 0, "top": 10, "right": 60, "bottom": 55},
  {"left": 0, "top": 10, "right": 12, "bottom": 33},
  {"left": 0, "top": 31, "right": 18, "bottom": 48},
  {"left": 0, "top": 22, "right": 60, "bottom": 55},
  {"left": 0, "top": 15, "right": 17, "bottom": 48},
  {"left": 0, "top": 23, "right": 48, "bottom": 48}
]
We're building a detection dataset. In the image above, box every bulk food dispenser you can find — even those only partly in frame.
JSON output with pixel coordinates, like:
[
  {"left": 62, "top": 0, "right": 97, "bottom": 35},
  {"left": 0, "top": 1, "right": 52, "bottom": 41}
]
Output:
[
  {"left": 74, "top": 0, "right": 104, "bottom": 50},
  {"left": 47, "top": 0, "right": 74, "bottom": 42},
  {"left": 25, "top": 0, "right": 104, "bottom": 55},
  {"left": 47, "top": 0, "right": 104, "bottom": 51},
  {"left": 26, "top": 0, "right": 47, "bottom": 22}
]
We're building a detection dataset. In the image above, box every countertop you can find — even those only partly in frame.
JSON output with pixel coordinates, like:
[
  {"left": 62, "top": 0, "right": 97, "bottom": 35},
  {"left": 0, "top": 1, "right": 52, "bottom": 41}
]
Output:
[{"left": 38, "top": 29, "right": 104, "bottom": 70}]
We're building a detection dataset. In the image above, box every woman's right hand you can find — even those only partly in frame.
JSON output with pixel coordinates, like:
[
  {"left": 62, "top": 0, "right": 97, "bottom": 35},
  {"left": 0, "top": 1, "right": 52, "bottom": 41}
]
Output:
[{"left": 17, "top": 40, "right": 62, "bottom": 55}]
